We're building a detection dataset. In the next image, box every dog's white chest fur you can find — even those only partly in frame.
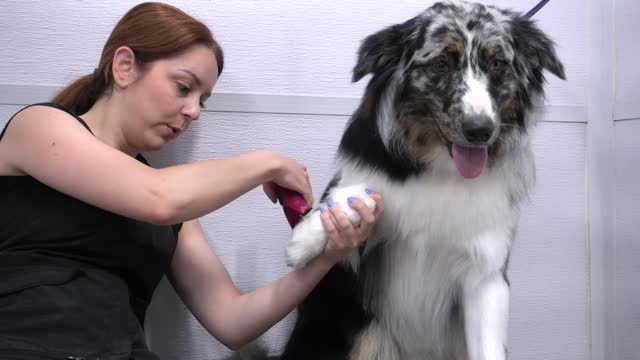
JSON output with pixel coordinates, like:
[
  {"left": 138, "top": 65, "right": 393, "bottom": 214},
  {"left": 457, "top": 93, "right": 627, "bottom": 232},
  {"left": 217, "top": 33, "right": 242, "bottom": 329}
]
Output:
[{"left": 340, "top": 155, "right": 520, "bottom": 357}]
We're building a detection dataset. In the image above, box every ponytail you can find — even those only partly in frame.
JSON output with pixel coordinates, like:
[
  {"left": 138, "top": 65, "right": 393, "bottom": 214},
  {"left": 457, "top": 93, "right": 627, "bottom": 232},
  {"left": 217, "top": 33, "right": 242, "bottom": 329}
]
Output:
[{"left": 52, "top": 68, "right": 107, "bottom": 115}]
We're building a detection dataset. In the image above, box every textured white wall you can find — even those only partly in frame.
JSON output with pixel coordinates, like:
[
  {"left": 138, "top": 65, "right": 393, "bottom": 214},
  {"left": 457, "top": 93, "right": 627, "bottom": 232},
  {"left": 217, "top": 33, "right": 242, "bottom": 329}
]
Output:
[
  {"left": 614, "top": 0, "right": 640, "bottom": 121},
  {"left": 0, "top": 1, "right": 598, "bottom": 360},
  {"left": 1, "top": 0, "right": 585, "bottom": 102},
  {"left": 613, "top": 0, "right": 640, "bottom": 359},
  {"left": 613, "top": 121, "right": 640, "bottom": 360}
]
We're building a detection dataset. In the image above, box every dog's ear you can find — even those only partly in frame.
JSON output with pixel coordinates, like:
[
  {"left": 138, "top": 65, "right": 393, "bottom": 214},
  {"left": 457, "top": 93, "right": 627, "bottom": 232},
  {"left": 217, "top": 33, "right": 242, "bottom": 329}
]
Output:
[
  {"left": 510, "top": 15, "right": 566, "bottom": 80},
  {"left": 352, "top": 18, "right": 421, "bottom": 83}
]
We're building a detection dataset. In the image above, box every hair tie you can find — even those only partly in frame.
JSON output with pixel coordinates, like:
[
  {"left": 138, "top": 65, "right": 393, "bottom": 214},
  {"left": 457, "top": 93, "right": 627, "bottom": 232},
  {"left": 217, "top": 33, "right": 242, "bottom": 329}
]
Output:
[{"left": 91, "top": 67, "right": 104, "bottom": 98}]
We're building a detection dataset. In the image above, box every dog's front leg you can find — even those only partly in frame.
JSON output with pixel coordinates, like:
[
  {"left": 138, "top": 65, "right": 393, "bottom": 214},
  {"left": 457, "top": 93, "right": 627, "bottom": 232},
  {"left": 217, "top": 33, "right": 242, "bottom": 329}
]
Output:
[
  {"left": 463, "top": 273, "right": 509, "bottom": 360},
  {"left": 286, "top": 208, "right": 327, "bottom": 268}
]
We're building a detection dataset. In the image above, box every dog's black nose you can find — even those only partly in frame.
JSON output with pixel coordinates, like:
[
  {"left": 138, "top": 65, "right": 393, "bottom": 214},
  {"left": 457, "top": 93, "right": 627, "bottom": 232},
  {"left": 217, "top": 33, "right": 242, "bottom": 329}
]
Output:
[{"left": 462, "top": 114, "right": 494, "bottom": 143}]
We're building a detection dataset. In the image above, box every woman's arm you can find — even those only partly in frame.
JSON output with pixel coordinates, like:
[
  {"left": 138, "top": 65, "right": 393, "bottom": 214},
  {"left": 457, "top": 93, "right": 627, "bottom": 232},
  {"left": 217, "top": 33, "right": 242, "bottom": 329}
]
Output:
[
  {"left": 168, "top": 194, "right": 383, "bottom": 350},
  {"left": 1, "top": 105, "right": 310, "bottom": 225}
]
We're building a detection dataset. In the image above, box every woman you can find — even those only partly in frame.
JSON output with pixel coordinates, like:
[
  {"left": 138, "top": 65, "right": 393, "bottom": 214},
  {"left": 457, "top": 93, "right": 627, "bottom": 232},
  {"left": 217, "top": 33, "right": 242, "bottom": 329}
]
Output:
[{"left": 0, "top": 2, "right": 383, "bottom": 359}]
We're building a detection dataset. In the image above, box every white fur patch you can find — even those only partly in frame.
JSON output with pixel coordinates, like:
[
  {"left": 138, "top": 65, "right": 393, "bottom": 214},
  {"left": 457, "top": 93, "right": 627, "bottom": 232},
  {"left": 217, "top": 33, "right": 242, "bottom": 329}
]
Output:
[
  {"left": 462, "top": 68, "right": 495, "bottom": 120},
  {"left": 464, "top": 273, "right": 509, "bottom": 360},
  {"left": 350, "top": 321, "right": 401, "bottom": 360},
  {"left": 377, "top": 71, "right": 405, "bottom": 154}
]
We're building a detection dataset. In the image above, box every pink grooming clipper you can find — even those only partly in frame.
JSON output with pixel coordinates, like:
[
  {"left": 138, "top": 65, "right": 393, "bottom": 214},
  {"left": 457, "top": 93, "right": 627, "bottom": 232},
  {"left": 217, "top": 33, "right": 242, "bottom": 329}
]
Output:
[{"left": 276, "top": 186, "right": 311, "bottom": 228}]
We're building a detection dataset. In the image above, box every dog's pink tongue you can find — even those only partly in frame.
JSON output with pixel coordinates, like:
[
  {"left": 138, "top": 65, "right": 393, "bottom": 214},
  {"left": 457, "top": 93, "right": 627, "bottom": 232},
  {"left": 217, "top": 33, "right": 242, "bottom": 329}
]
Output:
[{"left": 452, "top": 144, "right": 488, "bottom": 179}]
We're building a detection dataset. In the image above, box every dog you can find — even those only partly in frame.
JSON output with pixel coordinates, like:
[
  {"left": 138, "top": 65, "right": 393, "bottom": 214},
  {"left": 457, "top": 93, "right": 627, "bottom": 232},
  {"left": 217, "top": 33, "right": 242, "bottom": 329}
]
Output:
[{"left": 229, "top": 1, "right": 565, "bottom": 359}]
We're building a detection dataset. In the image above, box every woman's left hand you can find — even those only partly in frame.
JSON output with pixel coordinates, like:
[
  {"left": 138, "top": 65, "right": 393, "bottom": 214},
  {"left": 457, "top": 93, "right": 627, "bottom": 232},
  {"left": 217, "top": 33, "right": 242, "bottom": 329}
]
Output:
[{"left": 318, "top": 191, "right": 384, "bottom": 264}]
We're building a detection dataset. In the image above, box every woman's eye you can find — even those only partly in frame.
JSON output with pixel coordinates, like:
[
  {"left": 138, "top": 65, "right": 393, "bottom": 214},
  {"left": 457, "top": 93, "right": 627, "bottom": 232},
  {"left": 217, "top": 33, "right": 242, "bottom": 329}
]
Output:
[{"left": 177, "top": 83, "right": 190, "bottom": 94}]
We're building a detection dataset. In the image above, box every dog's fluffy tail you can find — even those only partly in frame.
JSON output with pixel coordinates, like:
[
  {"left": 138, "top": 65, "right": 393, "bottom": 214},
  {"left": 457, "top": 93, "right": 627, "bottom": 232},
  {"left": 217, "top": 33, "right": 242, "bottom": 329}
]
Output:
[{"left": 225, "top": 342, "right": 279, "bottom": 360}]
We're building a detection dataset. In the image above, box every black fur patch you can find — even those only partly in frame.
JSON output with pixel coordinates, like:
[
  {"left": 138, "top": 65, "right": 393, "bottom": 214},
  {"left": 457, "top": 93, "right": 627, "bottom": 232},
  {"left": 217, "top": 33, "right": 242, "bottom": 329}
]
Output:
[
  {"left": 320, "top": 173, "right": 342, "bottom": 202},
  {"left": 225, "top": 342, "right": 275, "bottom": 360},
  {"left": 339, "top": 68, "right": 425, "bottom": 181},
  {"left": 510, "top": 16, "right": 566, "bottom": 84},
  {"left": 278, "top": 265, "right": 371, "bottom": 360},
  {"left": 466, "top": 19, "right": 479, "bottom": 31},
  {"left": 352, "top": 17, "right": 428, "bottom": 82}
]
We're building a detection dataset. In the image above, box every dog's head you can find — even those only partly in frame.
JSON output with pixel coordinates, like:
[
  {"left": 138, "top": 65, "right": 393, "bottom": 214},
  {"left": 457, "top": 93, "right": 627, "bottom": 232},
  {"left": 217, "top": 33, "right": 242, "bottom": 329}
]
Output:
[{"left": 352, "top": 0, "right": 565, "bottom": 179}]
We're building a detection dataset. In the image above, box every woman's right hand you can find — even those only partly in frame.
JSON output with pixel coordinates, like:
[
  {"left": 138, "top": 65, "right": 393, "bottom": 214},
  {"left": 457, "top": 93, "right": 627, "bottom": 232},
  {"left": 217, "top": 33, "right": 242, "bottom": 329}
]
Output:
[{"left": 261, "top": 151, "right": 314, "bottom": 207}]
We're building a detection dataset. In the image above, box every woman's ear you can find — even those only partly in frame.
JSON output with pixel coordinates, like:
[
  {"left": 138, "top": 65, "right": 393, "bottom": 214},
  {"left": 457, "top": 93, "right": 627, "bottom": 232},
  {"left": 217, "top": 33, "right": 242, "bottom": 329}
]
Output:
[{"left": 111, "top": 46, "right": 139, "bottom": 89}]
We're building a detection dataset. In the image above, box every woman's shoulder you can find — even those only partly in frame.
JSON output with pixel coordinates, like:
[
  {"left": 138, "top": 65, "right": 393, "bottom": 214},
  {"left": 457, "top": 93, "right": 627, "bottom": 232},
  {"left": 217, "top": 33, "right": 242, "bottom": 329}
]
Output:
[
  {"left": 1, "top": 102, "right": 92, "bottom": 141},
  {"left": 0, "top": 102, "right": 97, "bottom": 176},
  {"left": 13, "top": 102, "right": 88, "bottom": 126},
  {"left": 10, "top": 102, "right": 75, "bottom": 121}
]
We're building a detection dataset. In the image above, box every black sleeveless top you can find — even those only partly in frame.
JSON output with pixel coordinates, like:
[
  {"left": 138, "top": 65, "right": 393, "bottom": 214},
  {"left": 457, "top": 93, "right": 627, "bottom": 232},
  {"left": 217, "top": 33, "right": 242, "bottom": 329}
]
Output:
[{"left": 0, "top": 103, "right": 180, "bottom": 359}]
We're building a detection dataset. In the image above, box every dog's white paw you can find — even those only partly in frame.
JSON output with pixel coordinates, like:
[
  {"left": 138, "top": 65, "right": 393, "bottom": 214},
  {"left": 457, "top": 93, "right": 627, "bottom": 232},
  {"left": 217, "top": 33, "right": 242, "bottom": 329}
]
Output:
[
  {"left": 286, "top": 183, "right": 376, "bottom": 268},
  {"left": 286, "top": 209, "right": 326, "bottom": 269}
]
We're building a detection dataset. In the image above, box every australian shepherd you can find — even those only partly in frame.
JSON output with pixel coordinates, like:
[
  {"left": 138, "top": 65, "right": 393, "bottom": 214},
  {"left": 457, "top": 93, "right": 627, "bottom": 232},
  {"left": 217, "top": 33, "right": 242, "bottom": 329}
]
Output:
[{"left": 230, "top": 1, "right": 565, "bottom": 359}]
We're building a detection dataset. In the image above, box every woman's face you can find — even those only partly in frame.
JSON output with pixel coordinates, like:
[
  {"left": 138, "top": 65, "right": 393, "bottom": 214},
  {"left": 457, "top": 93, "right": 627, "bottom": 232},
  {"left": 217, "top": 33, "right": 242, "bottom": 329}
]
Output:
[{"left": 124, "top": 44, "right": 219, "bottom": 151}]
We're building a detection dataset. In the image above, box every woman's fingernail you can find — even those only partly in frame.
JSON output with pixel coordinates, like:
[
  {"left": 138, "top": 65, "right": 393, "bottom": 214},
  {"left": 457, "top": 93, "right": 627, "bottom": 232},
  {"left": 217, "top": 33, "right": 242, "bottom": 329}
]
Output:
[
  {"left": 348, "top": 197, "right": 357, "bottom": 203},
  {"left": 320, "top": 207, "right": 326, "bottom": 214},
  {"left": 365, "top": 188, "right": 374, "bottom": 194},
  {"left": 327, "top": 199, "right": 334, "bottom": 207}
]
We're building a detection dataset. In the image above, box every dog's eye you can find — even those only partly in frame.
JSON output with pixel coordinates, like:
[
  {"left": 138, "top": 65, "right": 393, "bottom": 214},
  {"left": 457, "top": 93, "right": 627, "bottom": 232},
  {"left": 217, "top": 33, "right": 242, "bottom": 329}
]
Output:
[
  {"left": 489, "top": 58, "right": 506, "bottom": 72},
  {"left": 429, "top": 58, "right": 449, "bottom": 74}
]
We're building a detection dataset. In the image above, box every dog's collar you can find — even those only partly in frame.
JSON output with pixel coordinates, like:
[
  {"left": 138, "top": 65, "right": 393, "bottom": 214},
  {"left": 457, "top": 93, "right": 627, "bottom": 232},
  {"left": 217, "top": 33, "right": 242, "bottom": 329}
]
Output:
[{"left": 526, "top": 0, "right": 551, "bottom": 18}]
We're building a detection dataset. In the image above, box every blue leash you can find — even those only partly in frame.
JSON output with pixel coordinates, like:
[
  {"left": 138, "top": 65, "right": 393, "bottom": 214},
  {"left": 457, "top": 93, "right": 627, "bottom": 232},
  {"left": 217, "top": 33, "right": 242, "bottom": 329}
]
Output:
[{"left": 525, "top": 0, "right": 551, "bottom": 17}]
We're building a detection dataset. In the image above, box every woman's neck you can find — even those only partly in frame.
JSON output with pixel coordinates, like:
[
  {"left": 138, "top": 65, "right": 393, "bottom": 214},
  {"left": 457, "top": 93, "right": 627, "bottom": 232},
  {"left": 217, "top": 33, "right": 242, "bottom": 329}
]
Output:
[{"left": 80, "top": 97, "right": 138, "bottom": 157}]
